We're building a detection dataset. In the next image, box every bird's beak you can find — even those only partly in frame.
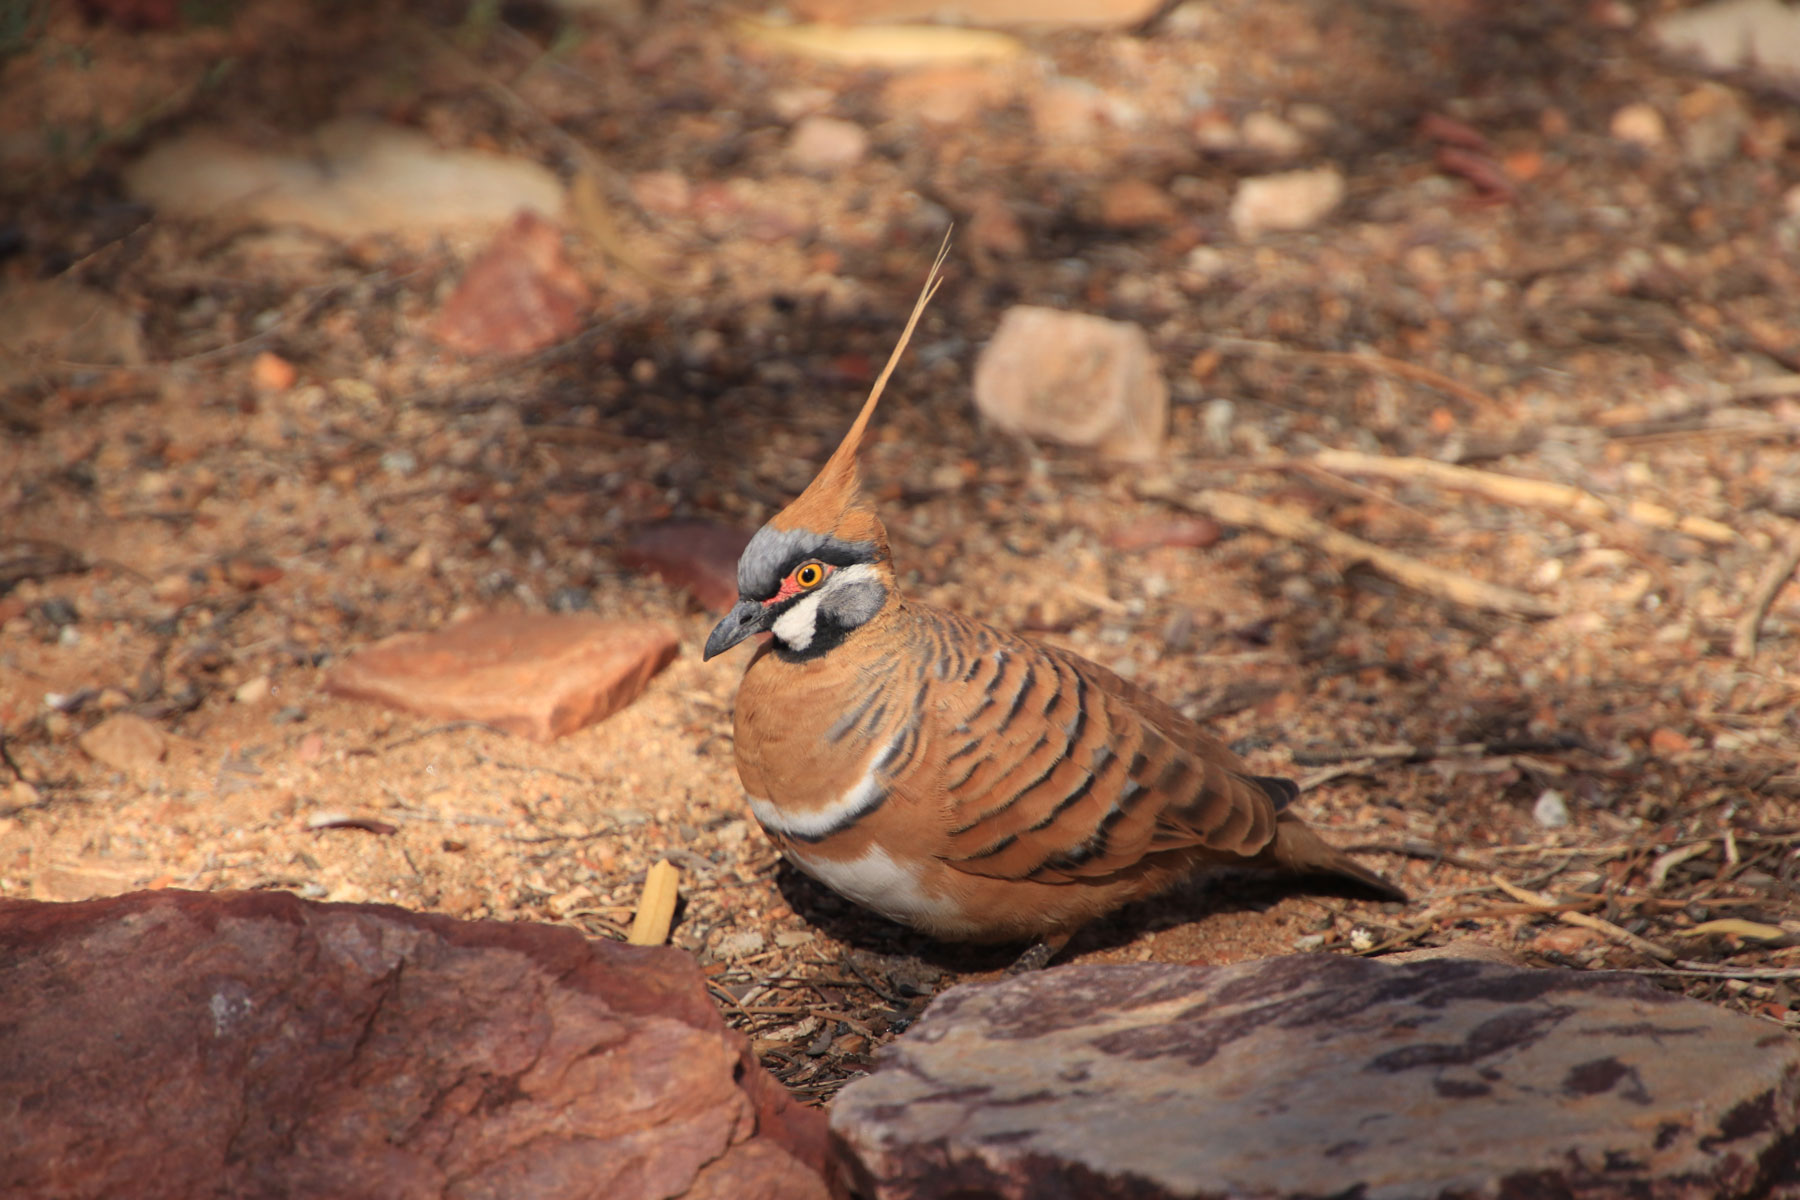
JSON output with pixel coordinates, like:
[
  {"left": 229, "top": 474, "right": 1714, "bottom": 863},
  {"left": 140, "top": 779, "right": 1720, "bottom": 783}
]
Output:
[{"left": 703, "top": 599, "right": 769, "bottom": 661}]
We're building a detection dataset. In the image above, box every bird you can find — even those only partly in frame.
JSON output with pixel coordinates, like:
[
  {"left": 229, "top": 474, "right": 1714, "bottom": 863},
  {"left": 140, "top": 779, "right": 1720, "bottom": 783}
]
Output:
[{"left": 703, "top": 242, "right": 1405, "bottom": 967}]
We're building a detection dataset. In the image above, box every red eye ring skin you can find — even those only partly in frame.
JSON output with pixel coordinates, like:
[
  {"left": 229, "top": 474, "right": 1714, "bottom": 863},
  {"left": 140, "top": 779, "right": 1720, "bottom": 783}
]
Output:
[{"left": 763, "top": 561, "right": 834, "bottom": 606}]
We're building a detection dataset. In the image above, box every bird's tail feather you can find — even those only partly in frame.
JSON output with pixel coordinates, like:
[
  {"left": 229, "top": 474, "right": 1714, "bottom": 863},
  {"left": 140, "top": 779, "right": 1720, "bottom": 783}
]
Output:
[{"left": 1267, "top": 813, "right": 1408, "bottom": 902}]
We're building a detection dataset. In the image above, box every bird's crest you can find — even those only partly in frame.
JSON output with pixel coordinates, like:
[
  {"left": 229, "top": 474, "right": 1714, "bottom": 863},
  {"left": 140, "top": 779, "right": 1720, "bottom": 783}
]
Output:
[{"left": 768, "top": 234, "right": 950, "bottom": 550}]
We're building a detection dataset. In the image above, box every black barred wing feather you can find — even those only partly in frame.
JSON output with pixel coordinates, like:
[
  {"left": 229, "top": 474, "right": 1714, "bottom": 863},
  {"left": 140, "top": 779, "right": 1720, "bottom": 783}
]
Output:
[{"left": 901, "top": 608, "right": 1283, "bottom": 884}]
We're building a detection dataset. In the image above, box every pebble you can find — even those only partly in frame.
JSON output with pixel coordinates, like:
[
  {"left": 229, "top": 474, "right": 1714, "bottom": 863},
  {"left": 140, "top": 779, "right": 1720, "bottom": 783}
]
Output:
[
  {"left": 1610, "top": 102, "right": 1667, "bottom": 147},
  {"left": 1241, "top": 111, "right": 1307, "bottom": 158},
  {"left": 787, "top": 116, "right": 870, "bottom": 172},
  {"left": 1097, "top": 178, "right": 1178, "bottom": 230},
  {"left": 77, "top": 714, "right": 167, "bottom": 772},
  {"left": 250, "top": 351, "right": 297, "bottom": 391},
  {"left": 1229, "top": 166, "right": 1345, "bottom": 238},
  {"left": 233, "top": 675, "right": 272, "bottom": 705},
  {"left": 1532, "top": 789, "right": 1571, "bottom": 829},
  {"left": 718, "top": 930, "right": 766, "bottom": 959}
]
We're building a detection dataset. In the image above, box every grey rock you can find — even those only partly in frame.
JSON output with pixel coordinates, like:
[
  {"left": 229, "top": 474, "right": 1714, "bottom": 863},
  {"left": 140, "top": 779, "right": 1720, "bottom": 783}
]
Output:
[{"left": 832, "top": 955, "right": 1800, "bottom": 1199}]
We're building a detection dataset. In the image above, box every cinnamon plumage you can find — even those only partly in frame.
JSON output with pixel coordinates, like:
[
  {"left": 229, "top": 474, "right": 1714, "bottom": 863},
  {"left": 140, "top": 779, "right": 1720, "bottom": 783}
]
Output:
[{"left": 704, "top": 246, "right": 1404, "bottom": 962}]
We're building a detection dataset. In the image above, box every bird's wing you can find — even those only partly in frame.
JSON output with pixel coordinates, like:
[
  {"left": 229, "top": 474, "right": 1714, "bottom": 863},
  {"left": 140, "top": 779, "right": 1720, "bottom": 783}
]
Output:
[{"left": 900, "top": 611, "right": 1284, "bottom": 884}]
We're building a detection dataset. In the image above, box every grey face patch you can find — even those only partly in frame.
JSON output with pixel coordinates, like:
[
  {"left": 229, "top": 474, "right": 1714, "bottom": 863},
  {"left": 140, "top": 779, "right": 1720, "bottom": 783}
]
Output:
[
  {"left": 736, "top": 525, "right": 879, "bottom": 600},
  {"left": 818, "top": 563, "right": 887, "bottom": 631}
]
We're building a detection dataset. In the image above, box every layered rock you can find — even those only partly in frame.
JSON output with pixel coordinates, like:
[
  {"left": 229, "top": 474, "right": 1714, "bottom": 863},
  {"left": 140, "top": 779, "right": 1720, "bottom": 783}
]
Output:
[{"left": 832, "top": 954, "right": 1800, "bottom": 1199}]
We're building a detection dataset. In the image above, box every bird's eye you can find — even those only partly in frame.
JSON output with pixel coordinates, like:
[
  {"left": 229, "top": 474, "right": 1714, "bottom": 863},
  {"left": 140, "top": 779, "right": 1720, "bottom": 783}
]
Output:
[{"left": 795, "top": 562, "right": 825, "bottom": 588}]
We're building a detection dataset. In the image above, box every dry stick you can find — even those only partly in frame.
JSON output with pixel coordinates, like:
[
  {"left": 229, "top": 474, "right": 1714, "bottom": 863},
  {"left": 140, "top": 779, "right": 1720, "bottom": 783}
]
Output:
[
  {"left": 1205, "top": 335, "right": 1509, "bottom": 416},
  {"left": 627, "top": 860, "right": 681, "bottom": 946},
  {"left": 1732, "top": 523, "right": 1800, "bottom": 659},
  {"left": 1491, "top": 876, "right": 1677, "bottom": 962},
  {"left": 1312, "top": 449, "right": 1740, "bottom": 545},
  {"left": 1138, "top": 482, "right": 1560, "bottom": 617}
]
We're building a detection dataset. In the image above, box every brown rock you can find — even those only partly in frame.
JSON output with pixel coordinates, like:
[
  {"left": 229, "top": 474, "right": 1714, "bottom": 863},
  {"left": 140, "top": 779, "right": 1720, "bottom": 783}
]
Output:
[
  {"left": 972, "top": 306, "right": 1167, "bottom": 461},
  {"left": 0, "top": 890, "right": 833, "bottom": 1200},
  {"left": 833, "top": 956, "right": 1800, "bottom": 1199},
  {"left": 323, "top": 611, "right": 678, "bottom": 742},
  {"left": 250, "top": 350, "right": 297, "bottom": 391},
  {"left": 787, "top": 116, "right": 870, "bottom": 173},
  {"left": 1229, "top": 165, "right": 1345, "bottom": 238},
  {"left": 1097, "top": 178, "right": 1179, "bottom": 230},
  {"left": 966, "top": 190, "right": 1028, "bottom": 258},
  {"left": 431, "top": 211, "right": 592, "bottom": 358},
  {"left": 76, "top": 713, "right": 167, "bottom": 772},
  {"left": 618, "top": 520, "right": 754, "bottom": 613},
  {"left": 881, "top": 65, "right": 1015, "bottom": 126}
]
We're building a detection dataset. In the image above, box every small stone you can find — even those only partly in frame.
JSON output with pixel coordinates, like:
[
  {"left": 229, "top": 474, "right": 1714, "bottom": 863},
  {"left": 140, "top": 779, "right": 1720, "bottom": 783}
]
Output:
[
  {"left": 618, "top": 520, "right": 754, "bottom": 613},
  {"left": 430, "top": 211, "right": 592, "bottom": 358},
  {"left": 323, "top": 612, "right": 679, "bottom": 742},
  {"left": 973, "top": 306, "right": 1167, "bottom": 461},
  {"left": 249, "top": 351, "right": 297, "bottom": 391},
  {"left": 1200, "top": 397, "right": 1235, "bottom": 450},
  {"left": 1097, "top": 178, "right": 1178, "bottom": 230},
  {"left": 1291, "top": 932, "right": 1327, "bottom": 952},
  {"left": 77, "top": 714, "right": 167, "bottom": 772},
  {"left": 1610, "top": 102, "right": 1667, "bottom": 147},
  {"left": 1654, "top": 0, "right": 1800, "bottom": 83},
  {"left": 774, "top": 930, "right": 815, "bottom": 949},
  {"left": 1229, "top": 166, "right": 1345, "bottom": 238},
  {"left": 233, "top": 675, "right": 272, "bottom": 705},
  {"left": 966, "top": 190, "right": 1028, "bottom": 258},
  {"left": 1532, "top": 788, "right": 1571, "bottom": 829},
  {"left": 9, "top": 780, "right": 40, "bottom": 807},
  {"left": 787, "top": 116, "right": 869, "bottom": 172},
  {"left": 718, "top": 931, "right": 766, "bottom": 959},
  {"left": 1650, "top": 727, "right": 1696, "bottom": 755},
  {"left": 1676, "top": 83, "right": 1746, "bottom": 167},
  {"left": 1241, "top": 110, "right": 1307, "bottom": 158}
]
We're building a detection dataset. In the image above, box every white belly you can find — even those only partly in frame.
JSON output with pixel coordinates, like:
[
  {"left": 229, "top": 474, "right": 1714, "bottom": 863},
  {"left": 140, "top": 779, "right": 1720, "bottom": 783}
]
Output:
[{"left": 783, "top": 842, "right": 972, "bottom": 935}]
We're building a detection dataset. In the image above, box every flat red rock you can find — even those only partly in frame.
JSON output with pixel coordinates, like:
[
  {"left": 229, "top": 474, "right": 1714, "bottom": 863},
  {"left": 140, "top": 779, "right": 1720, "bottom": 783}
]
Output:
[{"left": 324, "top": 611, "right": 678, "bottom": 742}]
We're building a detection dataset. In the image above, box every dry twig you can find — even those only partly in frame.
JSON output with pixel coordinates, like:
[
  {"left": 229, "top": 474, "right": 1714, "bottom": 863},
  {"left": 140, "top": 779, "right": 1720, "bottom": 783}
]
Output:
[
  {"left": 1139, "top": 480, "right": 1559, "bottom": 616},
  {"left": 1205, "top": 336, "right": 1508, "bottom": 416},
  {"left": 628, "top": 860, "right": 681, "bottom": 945},
  {"left": 1312, "top": 449, "right": 1739, "bottom": 545},
  {"left": 1491, "top": 875, "right": 1677, "bottom": 962},
  {"left": 1732, "top": 523, "right": 1800, "bottom": 659}
]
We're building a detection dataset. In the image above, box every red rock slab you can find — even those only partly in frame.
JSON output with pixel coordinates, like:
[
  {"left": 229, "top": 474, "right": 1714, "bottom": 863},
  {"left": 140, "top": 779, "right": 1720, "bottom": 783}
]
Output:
[
  {"left": 323, "top": 611, "right": 678, "bottom": 742},
  {"left": 0, "top": 889, "right": 835, "bottom": 1200},
  {"left": 618, "top": 520, "right": 753, "bottom": 614}
]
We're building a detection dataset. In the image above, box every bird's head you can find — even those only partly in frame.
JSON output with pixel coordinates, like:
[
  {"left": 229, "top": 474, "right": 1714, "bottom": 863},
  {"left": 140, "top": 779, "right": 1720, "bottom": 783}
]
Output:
[{"left": 704, "top": 238, "right": 947, "bottom": 663}]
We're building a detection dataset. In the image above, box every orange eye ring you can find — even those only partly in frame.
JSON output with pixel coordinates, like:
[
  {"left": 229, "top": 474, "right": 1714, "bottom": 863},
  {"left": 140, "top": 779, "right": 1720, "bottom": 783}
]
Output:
[{"left": 795, "top": 563, "right": 825, "bottom": 588}]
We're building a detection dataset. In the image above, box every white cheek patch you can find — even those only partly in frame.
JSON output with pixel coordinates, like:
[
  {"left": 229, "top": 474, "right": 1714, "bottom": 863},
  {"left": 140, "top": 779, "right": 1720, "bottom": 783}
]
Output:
[{"left": 770, "top": 590, "right": 825, "bottom": 651}]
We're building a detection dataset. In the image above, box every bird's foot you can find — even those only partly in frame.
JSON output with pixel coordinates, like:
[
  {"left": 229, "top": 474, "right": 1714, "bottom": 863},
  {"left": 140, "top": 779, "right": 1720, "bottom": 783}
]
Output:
[{"left": 1004, "top": 935, "right": 1071, "bottom": 975}]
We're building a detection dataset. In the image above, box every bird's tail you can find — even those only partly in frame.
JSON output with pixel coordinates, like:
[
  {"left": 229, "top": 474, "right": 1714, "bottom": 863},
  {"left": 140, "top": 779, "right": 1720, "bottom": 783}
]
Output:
[{"left": 1266, "top": 812, "right": 1408, "bottom": 903}]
